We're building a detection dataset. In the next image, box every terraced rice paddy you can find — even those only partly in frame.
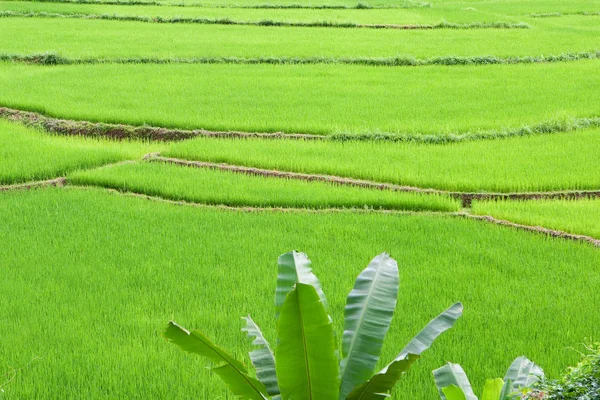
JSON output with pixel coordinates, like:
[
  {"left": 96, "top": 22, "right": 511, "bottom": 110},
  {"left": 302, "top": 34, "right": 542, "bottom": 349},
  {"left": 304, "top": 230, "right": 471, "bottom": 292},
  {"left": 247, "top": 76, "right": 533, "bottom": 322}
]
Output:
[
  {"left": 1, "top": 0, "right": 599, "bottom": 398},
  {"left": 1, "top": 62, "right": 600, "bottom": 135}
]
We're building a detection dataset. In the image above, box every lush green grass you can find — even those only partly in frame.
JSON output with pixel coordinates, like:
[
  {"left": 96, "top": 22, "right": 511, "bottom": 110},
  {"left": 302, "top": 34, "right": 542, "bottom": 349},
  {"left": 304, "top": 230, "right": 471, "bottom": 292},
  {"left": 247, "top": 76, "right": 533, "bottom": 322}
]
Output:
[
  {"left": 1, "top": 61, "right": 599, "bottom": 135},
  {"left": 69, "top": 160, "right": 461, "bottom": 210},
  {"left": 1, "top": 187, "right": 599, "bottom": 399},
  {"left": 3, "top": 16, "right": 600, "bottom": 61},
  {"left": 0, "top": 1, "right": 523, "bottom": 24},
  {"left": 473, "top": 198, "right": 600, "bottom": 238},
  {"left": 0, "top": 119, "right": 159, "bottom": 184},
  {"left": 165, "top": 129, "right": 600, "bottom": 192}
]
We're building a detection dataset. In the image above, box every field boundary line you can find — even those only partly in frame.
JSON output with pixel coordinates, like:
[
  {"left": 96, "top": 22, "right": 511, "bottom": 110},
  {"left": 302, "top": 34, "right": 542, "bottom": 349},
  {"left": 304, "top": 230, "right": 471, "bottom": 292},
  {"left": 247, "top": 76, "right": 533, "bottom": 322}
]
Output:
[
  {"left": 0, "top": 11, "right": 530, "bottom": 29},
  {"left": 147, "top": 154, "right": 600, "bottom": 207},
  {"left": 529, "top": 11, "right": 600, "bottom": 18},
  {"left": 4, "top": 51, "right": 600, "bottom": 68},
  {"left": 3, "top": 106, "right": 600, "bottom": 145},
  {"left": 0, "top": 107, "right": 324, "bottom": 141},
  {"left": 0, "top": 177, "right": 67, "bottom": 192},
  {"left": 454, "top": 212, "right": 600, "bottom": 247}
]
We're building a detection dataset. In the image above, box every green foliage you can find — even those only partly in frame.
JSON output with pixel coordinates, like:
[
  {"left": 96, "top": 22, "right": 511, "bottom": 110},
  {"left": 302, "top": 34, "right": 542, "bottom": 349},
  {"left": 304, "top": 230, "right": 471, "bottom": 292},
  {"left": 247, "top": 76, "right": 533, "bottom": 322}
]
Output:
[
  {"left": 163, "top": 251, "right": 462, "bottom": 398},
  {"left": 433, "top": 357, "right": 544, "bottom": 400},
  {"left": 523, "top": 345, "right": 600, "bottom": 399}
]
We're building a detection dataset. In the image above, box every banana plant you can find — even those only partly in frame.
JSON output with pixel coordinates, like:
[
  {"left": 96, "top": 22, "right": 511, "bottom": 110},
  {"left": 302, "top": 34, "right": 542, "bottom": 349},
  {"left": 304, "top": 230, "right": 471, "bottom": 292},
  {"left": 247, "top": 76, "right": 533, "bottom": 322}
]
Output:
[
  {"left": 433, "top": 356, "right": 544, "bottom": 400},
  {"left": 163, "top": 251, "right": 463, "bottom": 399}
]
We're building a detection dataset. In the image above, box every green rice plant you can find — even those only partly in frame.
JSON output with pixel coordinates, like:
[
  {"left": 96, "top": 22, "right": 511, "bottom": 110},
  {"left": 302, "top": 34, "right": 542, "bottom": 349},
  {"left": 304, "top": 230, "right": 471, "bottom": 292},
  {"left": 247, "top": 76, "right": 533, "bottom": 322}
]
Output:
[
  {"left": 1, "top": 61, "right": 599, "bottom": 135},
  {"left": 165, "top": 251, "right": 462, "bottom": 398},
  {"left": 472, "top": 198, "right": 600, "bottom": 239},
  {"left": 1, "top": 187, "right": 600, "bottom": 398},
  {"left": 0, "top": 119, "right": 159, "bottom": 184},
  {"left": 68, "top": 161, "right": 461, "bottom": 211},
  {"left": 433, "top": 357, "right": 543, "bottom": 400},
  {"left": 2, "top": 17, "right": 600, "bottom": 61},
  {"left": 165, "top": 129, "right": 600, "bottom": 193}
]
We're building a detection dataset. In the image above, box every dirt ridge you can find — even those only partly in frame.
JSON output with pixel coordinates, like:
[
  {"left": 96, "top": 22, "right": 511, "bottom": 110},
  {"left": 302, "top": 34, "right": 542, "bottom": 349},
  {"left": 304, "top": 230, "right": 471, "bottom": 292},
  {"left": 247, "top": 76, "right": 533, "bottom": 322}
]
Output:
[
  {"left": 0, "top": 107, "right": 323, "bottom": 141},
  {"left": 0, "top": 177, "right": 67, "bottom": 191},
  {"left": 3, "top": 106, "right": 600, "bottom": 144}
]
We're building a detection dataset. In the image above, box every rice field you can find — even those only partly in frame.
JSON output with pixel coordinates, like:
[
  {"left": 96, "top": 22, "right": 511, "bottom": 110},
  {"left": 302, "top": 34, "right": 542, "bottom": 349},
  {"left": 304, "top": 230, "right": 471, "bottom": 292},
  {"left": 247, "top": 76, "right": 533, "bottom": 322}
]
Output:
[
  {"left": 2, "top": 187, "right": 600, "bottom": 399},
  {"left": 1, "top": 0, "right": 600, "bottom": 398},
  {"left": 1, "top": 61, "right": 599, "bottom": 135},
  {"left": 2, "top": 16, "right": 600, "bottom": 60},
  {"left": 165, "top": 128, "right": 600, "bottom": 192}
]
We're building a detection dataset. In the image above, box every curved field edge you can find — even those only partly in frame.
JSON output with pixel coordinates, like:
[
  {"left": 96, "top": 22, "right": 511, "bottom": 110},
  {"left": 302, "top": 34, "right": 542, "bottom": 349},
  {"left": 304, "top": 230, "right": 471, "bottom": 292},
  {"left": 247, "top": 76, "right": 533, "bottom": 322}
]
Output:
[
  {"left": 1, "top": 61, "right": 599, "bottom": 136},
  {"left": 67, "top": 160, "right": 462, "bottom": 211},
  {"left": 472, "top": 198, "right": 600, "bottom": 240},
  {"left": 1, "top": 186, "right": 599, "bottom": 399},
  {"left": 3, "top": 105, "right": 600, "bottom": 144}
]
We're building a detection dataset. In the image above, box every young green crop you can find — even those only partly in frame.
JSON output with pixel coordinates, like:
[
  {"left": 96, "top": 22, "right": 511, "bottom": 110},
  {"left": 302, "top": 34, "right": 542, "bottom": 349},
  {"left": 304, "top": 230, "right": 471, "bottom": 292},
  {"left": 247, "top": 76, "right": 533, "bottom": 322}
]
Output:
[
  {"left": 2, "top": 16, "right": 600, "bottom": 61},
  {"left": 1, "top": 61, "right": 598, "bottom": 135},
  {"left": 165, "top": 129, "right": 600, "bottom": 193},
  {"left": 69, "top": 161, "right": 461, "bottom": 211},
  {"left": 1, "top": 187, "right": 600, "bottom": 399},
  {"left": 0, "top": 119, "right": 159, "bottom": 184},
  {"left": 472, "top": 198, "right": 600, "bottom": 239}
]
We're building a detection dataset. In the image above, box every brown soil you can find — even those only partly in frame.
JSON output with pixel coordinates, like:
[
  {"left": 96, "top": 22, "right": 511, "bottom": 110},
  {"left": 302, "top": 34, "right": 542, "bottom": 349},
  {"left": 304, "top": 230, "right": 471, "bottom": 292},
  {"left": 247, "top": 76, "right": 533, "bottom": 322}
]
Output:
[{"left": 0, "top": 177, "right": 67, "bottom": 191}]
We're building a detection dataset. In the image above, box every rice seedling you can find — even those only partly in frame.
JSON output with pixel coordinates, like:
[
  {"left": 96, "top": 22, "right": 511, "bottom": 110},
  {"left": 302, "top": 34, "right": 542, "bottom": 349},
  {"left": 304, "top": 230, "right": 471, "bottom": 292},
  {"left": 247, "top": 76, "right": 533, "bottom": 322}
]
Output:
[
  {"left": 472, "top": 198, "right": 600, "bottom": 239},
  {"left": 0, "top": 61, "right": 598, "bottom": 135},
  {"left": 1, "top": 187, "right": 599, "bottom": 399},
  {"left": 0, "top": 119, "right": 159, "bottom": 184},
  {"left": 165, "top": 129, "right": 600, "bottom": 193},
  {"left": 68, "top": 161, "right": 462, "bottom": 211}
]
